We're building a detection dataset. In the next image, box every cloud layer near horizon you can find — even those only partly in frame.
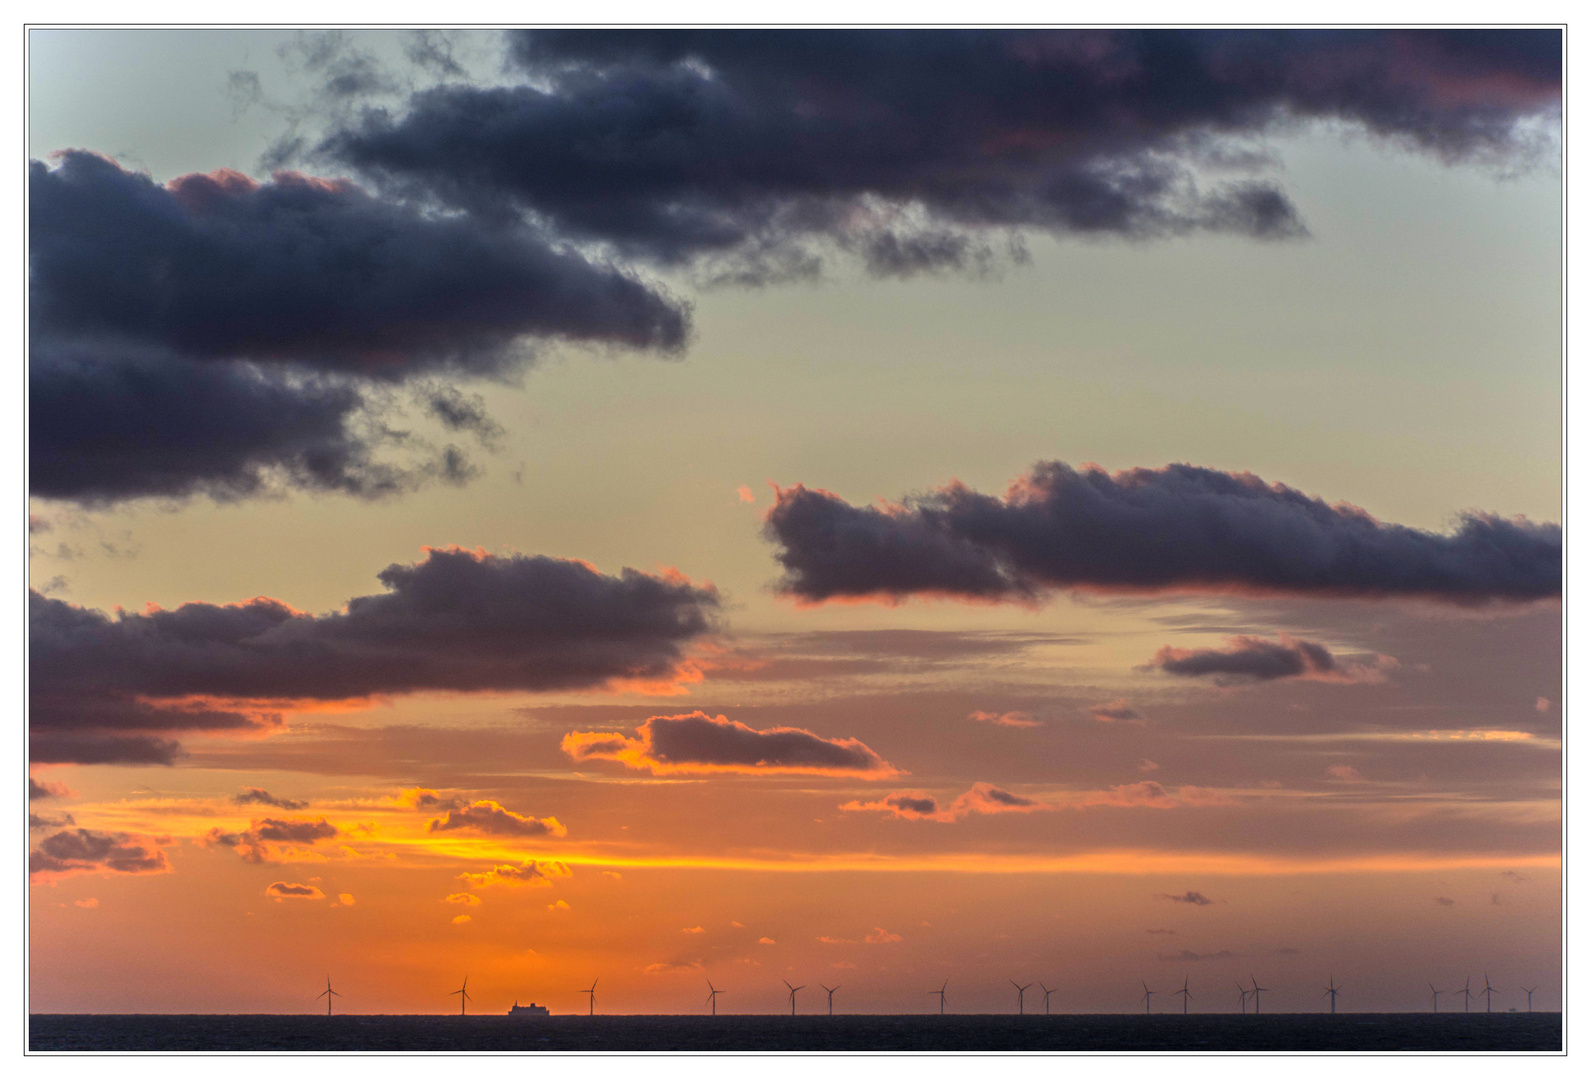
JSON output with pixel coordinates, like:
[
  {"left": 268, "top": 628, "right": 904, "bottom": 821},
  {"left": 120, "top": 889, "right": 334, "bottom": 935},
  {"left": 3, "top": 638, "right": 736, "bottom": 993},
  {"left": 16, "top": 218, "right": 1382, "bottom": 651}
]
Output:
[
  {"left": 562, "top": 711, "right": 898, "bottom": 776},
  {"left": 764, "top": 462, "right": 1560, "bottom": 604},
  {"left": 319, "top": 29, "right": 1558, "bottom": 283},
  {"left": 30, "top": 547, "right": 718, "bottom": 765}
]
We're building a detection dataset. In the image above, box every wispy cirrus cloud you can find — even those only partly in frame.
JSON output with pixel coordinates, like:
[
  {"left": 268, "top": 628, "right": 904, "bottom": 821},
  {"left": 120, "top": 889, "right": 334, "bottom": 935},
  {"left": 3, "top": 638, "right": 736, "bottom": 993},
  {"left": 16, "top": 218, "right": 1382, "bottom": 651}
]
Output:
[
  {"left": 763, "top": 463, "right": 1559, "bottom": 605},
  {"left": 562, "top": 711, "right": 898, "bottom": 777},
  {"left": 969, "top": 710, "right": 1041, "bottom": 728}
]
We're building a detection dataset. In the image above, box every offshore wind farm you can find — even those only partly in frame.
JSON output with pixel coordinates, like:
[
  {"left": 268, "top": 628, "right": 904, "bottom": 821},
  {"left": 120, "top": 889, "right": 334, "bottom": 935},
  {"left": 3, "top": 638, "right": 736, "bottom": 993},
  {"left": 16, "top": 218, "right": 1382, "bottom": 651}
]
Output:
[{"left": 26, "top": 26, "right": 1562, "bottom": 1053}]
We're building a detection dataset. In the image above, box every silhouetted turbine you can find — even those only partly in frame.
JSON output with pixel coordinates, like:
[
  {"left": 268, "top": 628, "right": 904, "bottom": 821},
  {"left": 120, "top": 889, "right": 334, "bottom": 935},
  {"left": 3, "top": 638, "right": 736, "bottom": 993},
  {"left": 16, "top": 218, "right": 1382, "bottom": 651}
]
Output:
[
  {"left": 1236, "top": 982, "right": 1250, "bottom": 1015},
  {"left": 705, "top": 980, "right": 724, "bottom": 1016},
  {"left": 1175, "top": 975, "right": 1192, "bottom": 1016},
  {"left": 1428, "top": 983, "right": 1444, "bottom": 1014},
  {"left": 1249, "top": 975, "right": 1268, "bottom": 1015},
  {"left": 1323, "top": 975, "right": 1341, "bottom": 1015},
  {"left": 929, "top": 981, "right": 947, "bottom": 1015},
  {"left": 1039, "top": 982, "right": 1055, "bottom": 1017},
  {"left": 579, "top": 978, "right": 597, "bottom": 1016},
  {"left": 784, "top": 979, "right": 805, "bottom": 1016},
  {"left": 1456, "top": 976, "right": 1473, "bottom": 1013},
  {"left": 1481, "top": 973, "right": 1496, "bottom": 1014},
  {"left": 317, "top": 975, "right": 341, "bottom": 1017},
  {"left": 1141, "top": 981, "right": 1156, "bottom": 1016},
  {"left": 820, "top": 984, "right": 839, "bottom": 1015},
  {"left": 1011, "top": 980, "right": 1033, "bottom": 1015},
  {"left": 1522, "top": 986, "right": 1537, "bottom": 1013},
  {"left": 449, "top": 976, "right": 471, "bottom": 1016}
]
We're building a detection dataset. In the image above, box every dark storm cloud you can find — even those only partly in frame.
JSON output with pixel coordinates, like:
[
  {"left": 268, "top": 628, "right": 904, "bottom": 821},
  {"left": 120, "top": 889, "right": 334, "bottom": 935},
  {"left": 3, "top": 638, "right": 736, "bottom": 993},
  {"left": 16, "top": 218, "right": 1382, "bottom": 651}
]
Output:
[
  {"left": 28, "top": 828, "right": 171, "bottom": 878},
  {"left": 1160, "top": 890, "right": 1215, "bottom": 906},
  {"left": 764, "top": 462, "right": 1561, "bottom": 604},
  {"left": 1153, "top": 635, "right": 1338, "bottom": 681},
  {"left": 562, "top": 711, "right": 898, "bottom": 776},
  {"left": 317, "top": 29, "right": 1556, "bottom": 281},
  {"left": 29, "top": 547, "right": 717, "bottom": 765},
  {"left": 234, "top": 787, "right": 309, "bottom": 810},
  {"left": 428, "top": 800, "right": 566, "bottom": 838},
  {"left": 29, "top": 151, "right": 688, "bottom": 505}
]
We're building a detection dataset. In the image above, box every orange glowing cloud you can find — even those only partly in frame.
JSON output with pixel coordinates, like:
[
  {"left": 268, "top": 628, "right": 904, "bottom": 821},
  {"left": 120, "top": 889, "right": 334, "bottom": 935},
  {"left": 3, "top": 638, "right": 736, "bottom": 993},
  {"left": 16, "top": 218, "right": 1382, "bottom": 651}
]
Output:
[
  {"left": 457, "top": 860, "right": 571, "bottom": 889},
  {"left": 428, "top": 801, "right": 567, "bottom": 839},
  {"left": 841, "top": 782, "right": 1046, "bottom": 821},
  {"left": 968, "top": 710, "right": 1042, "bottom": 728},
  {"left": 562, "top": 711, "right": 900, "bottom": 777}
]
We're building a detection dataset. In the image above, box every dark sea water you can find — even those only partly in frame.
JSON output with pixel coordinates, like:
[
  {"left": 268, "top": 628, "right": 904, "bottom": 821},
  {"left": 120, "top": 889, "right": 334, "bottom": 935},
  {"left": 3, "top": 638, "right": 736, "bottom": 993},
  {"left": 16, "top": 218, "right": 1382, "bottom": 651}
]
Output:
[{"left": 28, "top": 1013, "right": 1562, "bottom": 1052}]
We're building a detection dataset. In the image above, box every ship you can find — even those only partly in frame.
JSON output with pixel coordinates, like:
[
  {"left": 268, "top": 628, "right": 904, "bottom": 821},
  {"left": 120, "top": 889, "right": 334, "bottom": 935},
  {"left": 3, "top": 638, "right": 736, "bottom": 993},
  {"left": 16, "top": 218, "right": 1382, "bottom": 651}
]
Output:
[{"left": 509, "top": 1000, "right": 551, "bottom": 1016}]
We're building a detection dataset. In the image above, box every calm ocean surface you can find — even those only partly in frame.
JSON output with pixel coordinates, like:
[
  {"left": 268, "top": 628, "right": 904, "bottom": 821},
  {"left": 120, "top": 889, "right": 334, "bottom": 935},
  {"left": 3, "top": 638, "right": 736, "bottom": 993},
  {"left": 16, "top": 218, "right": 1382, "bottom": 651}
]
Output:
[{"left": 28, "top": 1013, "right": 1562, "bottom": 1052}]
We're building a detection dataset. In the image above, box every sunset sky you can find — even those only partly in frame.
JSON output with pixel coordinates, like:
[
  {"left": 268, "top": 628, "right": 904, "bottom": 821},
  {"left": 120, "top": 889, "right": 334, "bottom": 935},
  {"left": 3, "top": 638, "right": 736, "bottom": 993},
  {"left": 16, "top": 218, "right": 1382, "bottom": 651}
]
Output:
[{"left": 26, "top": 27, "right": 1563, "bottom": 1017}]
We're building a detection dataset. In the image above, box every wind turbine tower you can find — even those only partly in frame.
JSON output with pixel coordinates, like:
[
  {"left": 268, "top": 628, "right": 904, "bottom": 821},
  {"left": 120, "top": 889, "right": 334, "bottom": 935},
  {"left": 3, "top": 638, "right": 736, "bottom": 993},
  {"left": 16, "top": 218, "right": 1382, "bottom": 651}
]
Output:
[
  {"left": 1522, "top": 986, "right": 1537, "bottom": 1013},
  {"left": 1428, "top": 983, "right": 1443, "bottom": 1014},
  {"left": 1141, "top": 981, "right": 1156, "bottom": 1016},
  {"left": 929, "top": 981, "right": 947, "bottom": 1015},
  {"left": 1175, "top": 976, "right": 1192, "bottom": 1015},
  {"left": 1323, "top": 976, "right": 1341, "bottom": 1015},
  {"left": 1039, "top": 983, "right": 1055, "bottom": 1016},
  {"left": 1236, "top": 982, "right": 1250, "bottom": 1015},
  {"left": 317, "top": 976, "right": 341, "bottom": 1017},
  {"left": 1456, "top": 976, "right": 1473, "bottom": 1013},
  {"left": 579, "top": 978, "right": 598, "bottom": 1016},
  {"left": 449, "top": 976, "right": 472, "bottom": 1016},
  {"left": 1481, "top": 973, "right": 1497, "bottom": 1014},
  {"left": 1011, "top": 980, "right": 1033, "bottom": 1015},
  {"left": 705, "top": 980, "right": 724, "bottom": 1016},
  {"left": 784, "top": 979, "right": 805, "bottom": 1016},
  {"left": 1249, "top": 975, "right": 1268, "bottom": 1015},
  {"left": 820, "top": 984, "right": 839, "bottom": 1015}
]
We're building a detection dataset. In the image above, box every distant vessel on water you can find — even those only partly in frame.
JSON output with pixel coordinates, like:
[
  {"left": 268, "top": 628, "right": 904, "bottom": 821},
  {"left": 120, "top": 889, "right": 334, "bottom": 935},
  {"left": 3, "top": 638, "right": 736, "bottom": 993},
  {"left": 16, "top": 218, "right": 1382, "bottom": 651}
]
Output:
[{"left": 509, "top": 1001, "right": 550, "bottom": 1016}]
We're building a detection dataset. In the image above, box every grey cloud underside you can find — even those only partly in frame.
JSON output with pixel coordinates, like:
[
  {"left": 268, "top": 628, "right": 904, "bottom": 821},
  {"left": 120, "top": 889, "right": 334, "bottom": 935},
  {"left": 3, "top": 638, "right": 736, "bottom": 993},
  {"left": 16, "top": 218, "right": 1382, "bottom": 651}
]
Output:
[
  {"left": 317, "top": 29, "right": 1557, "bottom": 282},
  {"left": 28, "top": 151, "right": 688, "bottom": 504},
  {"left": 28, "top": 828, "right": 170, "bottom": 876},
  {"left": 646, "top": 713, "right": 886, "bottom": 772},
  {"left": 764, "top": 462, "right": 1561, "bottom": 603},
  {"left": 1154, "top": 635, "right": 1337, "bottom": 681},
  {"left": 29, "top": 548, "right": 718, "bottom": 765}
]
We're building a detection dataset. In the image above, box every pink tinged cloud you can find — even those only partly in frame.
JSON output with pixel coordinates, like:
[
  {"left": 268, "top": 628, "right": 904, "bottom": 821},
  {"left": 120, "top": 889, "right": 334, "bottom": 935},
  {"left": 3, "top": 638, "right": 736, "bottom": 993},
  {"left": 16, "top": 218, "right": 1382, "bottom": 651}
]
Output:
[
  {"left": 1089, "top": 699, "right": 1143, "bottom": 723},
  {"left": 842, "top": 782, "right": 1046, "bottom": 821},
  {"left": 763, "top": 462, "right": 1560, "bottom": 604},
  {"left": 1325, "top": 764, "right": 1367, "bottom": 782},
  {"left": 1152, "top": 634, "right": 1394, "bottom": 684},
  {"left": 737, "top": 485, "right": 756, "bottom": 504},
  {"left": 562, "top": 710, "right": 899, "bottom": 777},
  {"left": 969, "top": 710, "right": 1041, "bottom": 728}
]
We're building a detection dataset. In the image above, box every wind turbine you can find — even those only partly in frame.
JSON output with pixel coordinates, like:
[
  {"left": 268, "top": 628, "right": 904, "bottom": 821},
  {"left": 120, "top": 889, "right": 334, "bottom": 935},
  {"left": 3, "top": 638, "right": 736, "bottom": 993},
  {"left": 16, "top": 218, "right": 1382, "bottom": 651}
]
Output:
[
  {"left": 705, "top": 980, "right": 724, "bottom": 1016},
  {"left": 1141, "top": 981, "right": 1156, "bottom": 1016},
  {"left": 1236, "top": 982, "right": 1250, "bottom": 1015},
  {"left": 317, "top": 975, "right": 341, "bottom": 1017},
  {"left": 929, "top": 980, "right": 947, "bottom": 1015},
  {"left": 819, "top": 984, "right": 840, "bottom": 1015},
  {"left": 1249, "top": 975, "right": 1268, "bottom": 1015},
  {"left": 1039, "top": 983, "right": 1055, "bottom": 1016},
  {"left": 449, "top": 976, "right": 472, "bottom": 1016},
  {"left": 783, "top": 979, "right": 805, "bottom": 1016},
  {"left": 1175, "top": 975, "right": 1193, "bottom": 1015},
  {"left": 1323, "top": 976, "right": 1341, "bottom": 1015},
  {"left": 1480, "top": 973, "right": 1497, "bottom": 1014},
  {"left": 1428, "top": 983, "right": 1444, "bottom": 1014},
  {"left": 579, "top": 978, "right": 598, "bottom": 1016},
  {"left": 1521, "top": 986, "right": 1537, "bottom": 1013},
  {"left": 1456, "top": 976, "right": 1473, "bottom": 1013},
  {"left": 1011, "top": 980, "right": 1033, "bottom": 1015}
]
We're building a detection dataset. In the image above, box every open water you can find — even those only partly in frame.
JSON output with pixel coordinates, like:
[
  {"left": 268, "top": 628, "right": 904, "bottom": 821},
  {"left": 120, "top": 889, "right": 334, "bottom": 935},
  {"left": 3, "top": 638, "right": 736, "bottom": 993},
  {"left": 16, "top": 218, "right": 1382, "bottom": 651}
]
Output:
[{"left": 28, "top": 1012, "right": 1562, "bottom": 1052}]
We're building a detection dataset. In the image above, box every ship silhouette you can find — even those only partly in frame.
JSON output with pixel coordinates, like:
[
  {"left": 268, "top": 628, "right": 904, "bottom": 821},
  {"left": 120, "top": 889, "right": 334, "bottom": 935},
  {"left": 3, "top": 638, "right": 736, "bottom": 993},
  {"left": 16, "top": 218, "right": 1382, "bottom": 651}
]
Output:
[{"left": 509, "top": 1000, "right": 550, "bottom": 1016}]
